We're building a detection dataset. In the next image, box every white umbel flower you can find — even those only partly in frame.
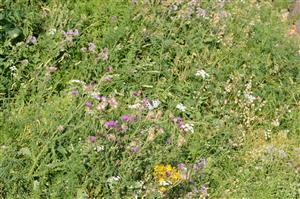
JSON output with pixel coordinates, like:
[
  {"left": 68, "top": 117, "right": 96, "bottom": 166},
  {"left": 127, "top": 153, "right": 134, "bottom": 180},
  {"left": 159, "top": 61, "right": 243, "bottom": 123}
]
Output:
[
  {"left": 182, "top": 123, "right": 194, "bottom": 133},
  {"left": 244, "top": 93, "right": 256, "bottom": 103},
  {"left": 176, "top": 103, "right": 187, "bottom": 112},
  {"left": 69, "top": 79, "right": 85, "bottom": 84},
  {"left": 151, "top": 99, "right": 160, "bottom": 109},
  {"left": 195, "top": 69, "right": 209, "bottom": 78}
]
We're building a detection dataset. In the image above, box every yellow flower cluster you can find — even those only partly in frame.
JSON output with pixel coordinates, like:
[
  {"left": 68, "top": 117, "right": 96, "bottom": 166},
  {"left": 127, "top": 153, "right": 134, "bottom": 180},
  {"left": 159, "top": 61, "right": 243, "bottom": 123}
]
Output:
[{"left": 153, "top": 164, "right": 180, "bottom": 192}]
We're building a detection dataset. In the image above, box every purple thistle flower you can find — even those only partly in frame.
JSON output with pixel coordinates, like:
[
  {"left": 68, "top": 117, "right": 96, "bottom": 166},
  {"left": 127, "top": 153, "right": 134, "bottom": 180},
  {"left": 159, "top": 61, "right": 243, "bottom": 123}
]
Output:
[
  {"left": 89, "top": 135, "right": 96, "bottom": 143},
  {"left": 165, "top": 171, "right": 171, "bottom": 177},
  {"left": 174, "top": 117, "right": 184, "bottom": 129},
  {"left": 121, "top": 115, "right": 130, "bottom": 122},
  {"left": 85, "top": 101, "right": 93, "bottom": 108},
  {"left": 177, "top": 163, "right": 186, "bottom": 171},
  {"left": 104, "top": 120, "right": 117, "bottom": 128},
  {"left": 71, "top": 89, "right": 78, "bottom": 96},
  {"left": 94, "top": 95, "right": 102, "bottom": 101}
]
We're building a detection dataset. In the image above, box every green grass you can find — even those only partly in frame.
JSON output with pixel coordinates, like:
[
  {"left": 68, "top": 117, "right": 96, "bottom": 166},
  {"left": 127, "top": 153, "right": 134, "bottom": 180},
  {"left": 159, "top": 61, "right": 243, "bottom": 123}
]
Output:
[{"left": 1, "top": 0, "right": 300, "bottom": 198}]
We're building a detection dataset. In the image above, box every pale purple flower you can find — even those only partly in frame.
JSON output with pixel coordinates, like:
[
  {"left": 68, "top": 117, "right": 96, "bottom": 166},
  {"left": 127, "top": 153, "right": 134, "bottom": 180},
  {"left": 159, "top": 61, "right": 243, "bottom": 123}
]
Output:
[
  {"left": 88, "top": 42, "right": 96, "bottom": 52},
  {"left": 165, "top": 171, "right": 171, "bottom": 177},
  {"left": 196, "top": 8, "right": 207, "bottom": 18},
  {"left": 187, "top": 192, "right": 193, "bottom": 199},
  {"left": 57, "top": 125, "right": 65, "bottom": 132},
  {"left": 177, "top": 163, "right": 186, "bottom": 171},
  {"left": 108, "top": 97, "right": 118, "bottom": 109},
  {"left": 131, "top": 146, "right": 140, "bottom": 153},
  {"left": 26, "top": 35, "right": 37, "bottom": 45},
  {"left": 265, "top": 145, "right": 274, "bottom": 154},
  {"left": 81, "top": 47, "right": 87, "bottom": 53},
  {"left": 85, "top": 101, "right": 93, "bottom": 108},
  {"left": 143, "top": 99, "right": 151, "bottom": 106},
  {"left": 71, "top": 89, "right": 78, "bottom": 96},
  {"left": 121, "top": 115, "right": 130, "bottom": 122},
  {"left": 104, "top": 120, "right": 117, "bottom": 128},
  {"left": 94, "top": 95, "right": 102, "bottom": 101},
  {"left": 105, "top": 66, "right": 113, "bottom": 72},
  {"left": 102, "top": 76, "right": 112, "bottom": 82},
  {"left": 89, "top": 135, "right": 96, "bottom": 143},
  {"left": 200, "top": 185, "right": 208, "bottom": 198},
  {"left": 96, "top": 101, "right": 108, "bottom": 111},
  {"left": 120, "top": 124, "right": 128, "bottom": 132},
  {"left": 66, "top": 29, "right": 79, "bottom": 36},
  {"left": 278, "top": 149, "right": 287, "bottom": 159},
  {"left": 193, "top": 159, "right": 206, "bottom": 171},
  {"left": 133, "top": 90, "right": 141, "bottom": 97},
  {"left": 174, "top": 117, "right": 184, "bottom": 129},
  {"left": 178, "top": 163, "right": 188, "bottom": 180},
  {"left": 166, "top": 137, "right": 172, "bottom": 145},
  {"left": 96, "top": 48, "right": 109, "bottom": 61}
]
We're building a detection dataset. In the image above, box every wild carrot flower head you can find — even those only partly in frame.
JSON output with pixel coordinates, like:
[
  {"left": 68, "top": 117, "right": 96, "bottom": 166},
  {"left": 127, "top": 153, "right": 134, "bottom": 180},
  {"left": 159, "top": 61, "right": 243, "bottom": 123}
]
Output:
[
  {"left": 176, "top": 103, "right": 187, "bottom": 112},
  {"left": 195, "top": 69, "right": 209, "bottom": 78}
]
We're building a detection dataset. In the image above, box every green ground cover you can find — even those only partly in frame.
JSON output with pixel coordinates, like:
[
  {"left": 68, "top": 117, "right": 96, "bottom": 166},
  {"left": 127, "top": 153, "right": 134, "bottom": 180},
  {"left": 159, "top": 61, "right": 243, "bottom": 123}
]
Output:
[{"left": 0, "top": 0, "right": 299, "bottom": 198}]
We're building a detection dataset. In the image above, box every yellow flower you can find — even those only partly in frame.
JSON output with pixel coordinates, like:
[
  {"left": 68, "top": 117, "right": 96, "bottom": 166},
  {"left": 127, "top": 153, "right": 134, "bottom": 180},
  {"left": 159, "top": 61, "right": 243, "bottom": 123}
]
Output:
[
  {"left": 159, "top": 186, "right": 167, "bottom": 192},
  {"left": 153, "top": 163, "right": 181, "bottom": 191}
]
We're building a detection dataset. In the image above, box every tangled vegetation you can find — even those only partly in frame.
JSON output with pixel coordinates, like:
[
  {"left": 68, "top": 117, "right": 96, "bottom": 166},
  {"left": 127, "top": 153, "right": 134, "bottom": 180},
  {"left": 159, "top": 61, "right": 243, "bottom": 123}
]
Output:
[{"left": 0, "top": 0, "right": 299, "bottom": 198}]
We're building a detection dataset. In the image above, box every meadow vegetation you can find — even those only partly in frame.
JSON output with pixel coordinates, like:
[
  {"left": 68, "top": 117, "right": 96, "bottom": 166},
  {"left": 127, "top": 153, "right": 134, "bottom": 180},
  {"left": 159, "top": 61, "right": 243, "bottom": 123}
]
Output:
[{"left": 0, "top": 0, "right": 299, "bottom": 198}]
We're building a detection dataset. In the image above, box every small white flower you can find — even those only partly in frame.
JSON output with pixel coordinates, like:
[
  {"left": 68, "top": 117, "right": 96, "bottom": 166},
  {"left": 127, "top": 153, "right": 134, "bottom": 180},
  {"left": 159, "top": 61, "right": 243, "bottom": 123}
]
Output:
[
  {"left": 272, "top": 119, "right": 280, "bottom": 127},
  {"left": 90, "top": 92, "right": 99, "bottom": 98},
  {"left": 128, "top": 103, "right": 140, "bottom": 109},
  {"left": 195, "top": 69, "right": 209, "bottom": 78},
  {"left": 244, "top": 93, "right": 256, "bottom": 103},
  {"left": 151, "top": 99, "right": 160, "bottom": 109},
  {"left": 48, "top": 28, "right": 57, "bottom": 35},
  {"left": 95, "top": 145, "right": 104, "bottom": 152},
  {"left": 182, "top": 123, "right": 194, "bottom": 133},
  {"left": 10, "top": 66, "right": 17, "bottom": 71},
  {"left": 159, "top": 180, "right": 171, "bottom": 186},
  {"left": 107, "top": 176, "right": 121, "bottom": 183},
  {"left": 146, "top": 99, "right": 160, "bottom": 110},
  {"left": 176, "top": 103, "right": 187, "bottom": 112},
  {"left": 69, "top": 79, "right": 84, "bottom": 84}
]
